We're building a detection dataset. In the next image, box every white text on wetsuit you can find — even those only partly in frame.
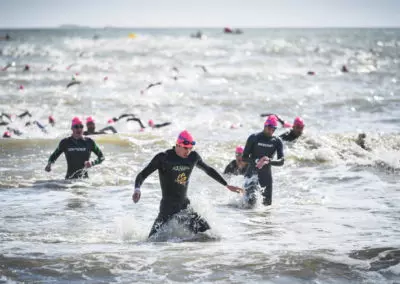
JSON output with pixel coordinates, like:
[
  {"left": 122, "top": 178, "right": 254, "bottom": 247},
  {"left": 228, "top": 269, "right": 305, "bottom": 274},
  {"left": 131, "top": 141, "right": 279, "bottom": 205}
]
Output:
[
  {"left": 68, "top": 147, "right": 87, "bottom": 151},
  {"left": 257, "top": 143, "right": 273, "bottom": 148}
]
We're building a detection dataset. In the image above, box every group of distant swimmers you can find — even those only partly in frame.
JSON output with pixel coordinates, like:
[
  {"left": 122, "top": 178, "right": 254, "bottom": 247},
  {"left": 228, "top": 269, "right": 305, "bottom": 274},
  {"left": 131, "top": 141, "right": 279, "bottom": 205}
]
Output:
[
  {"left": 190, "top": 28, "right": 243, "bottom": 39},
  {"left": 1, "top": 111, "right": 171, "bottom": 138}
]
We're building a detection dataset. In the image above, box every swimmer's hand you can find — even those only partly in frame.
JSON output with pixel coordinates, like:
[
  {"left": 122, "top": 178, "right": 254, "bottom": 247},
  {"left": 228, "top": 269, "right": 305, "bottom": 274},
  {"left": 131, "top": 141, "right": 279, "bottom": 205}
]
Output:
[
  {"left": 132, "top": 188, "right": 141, "bottom": 203},
  {"left": 227, "top": 185, "right": 244, "bottom": 194},
  {"left": 45, "top": 163, "right": 51, "bottom": 172},
  {"left": 256, "top": 156, "right": 269, "bottom": 169}
]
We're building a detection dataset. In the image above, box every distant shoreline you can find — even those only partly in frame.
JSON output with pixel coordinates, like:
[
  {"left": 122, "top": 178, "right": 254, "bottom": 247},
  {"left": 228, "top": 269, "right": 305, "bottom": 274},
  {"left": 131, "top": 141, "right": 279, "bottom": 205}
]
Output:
[{"left": 0, "top": 26, "right": 400, "bottom": 30}]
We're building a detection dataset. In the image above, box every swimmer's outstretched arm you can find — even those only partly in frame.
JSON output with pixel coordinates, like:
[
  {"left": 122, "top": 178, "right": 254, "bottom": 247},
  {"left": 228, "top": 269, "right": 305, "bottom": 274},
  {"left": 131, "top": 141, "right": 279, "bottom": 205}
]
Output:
[{"left": 127, "top": 117, "right": 146, "bottom": 129}]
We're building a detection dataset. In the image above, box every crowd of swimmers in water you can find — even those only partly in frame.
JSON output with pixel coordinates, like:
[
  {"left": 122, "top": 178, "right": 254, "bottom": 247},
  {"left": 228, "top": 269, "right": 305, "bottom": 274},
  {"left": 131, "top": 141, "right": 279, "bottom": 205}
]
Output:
[
  {"left": 1, "top": 31, "right": 374, "bottom": 239},
  {"left": 1, "top": 110, "right": 172, "bottom": 138}
]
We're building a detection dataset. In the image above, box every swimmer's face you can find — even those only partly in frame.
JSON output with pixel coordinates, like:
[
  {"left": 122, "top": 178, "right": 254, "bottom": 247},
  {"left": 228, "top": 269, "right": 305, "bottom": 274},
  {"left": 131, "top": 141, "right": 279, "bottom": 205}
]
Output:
[
  {"left": 264, "top": 126, "right": 276, "bottom": 136},
  {"left": 72, "top": 124, "right": 84, "bottom": 138},
  {"left": 293, "top": 125, "right": 304, "bottom": 136},
  {"left": 86, "top": 122, "right": 95, "bottom": 132},
  {"left": 235, "top": 152, "right": 243, "bottom": 163},
  {"left": 175, "top": 144, "right": 192, "bottom": 158}
]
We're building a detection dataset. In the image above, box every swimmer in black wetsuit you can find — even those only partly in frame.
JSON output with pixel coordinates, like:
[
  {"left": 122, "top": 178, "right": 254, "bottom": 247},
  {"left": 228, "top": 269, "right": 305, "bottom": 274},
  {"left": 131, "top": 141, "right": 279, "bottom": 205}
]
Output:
[
  {"left": 83, "top": 116, "right": 117, "bottom": 135},
  {"left": 66, "top": 76, "right": 81, "bottom": 88},
  {"left": 260, "top": 113, "right": 304, "bottom": 142},
  {"left": 242, "top": 115, "right": 284, "bottom": 206},
  {"left": 132, "top": 130, "right": 242, "bottom": 238},
  {"left": 148, "top": 119, "right": 171, "bottom": 129},
  {"left": 224, "top": 146, "right": 248, "bottom": 176},
  {"left": 1, "top": 110, "right": 32, "bottom": 121},
  {"left": 45, "top": 117, "right": 105, "bottom": 179},
  {"left": 2, "top": 131, "right": 11, "bottom": 138},
  {"left": 355, "top": 133, "right": 370, "bottom": 151},
  {"left": 126, "top": 117, "right": 146, "bottom": 129},
  {"left": 107, "top": 113, "right": 146, "bottom": 130},
  {"left": 25, "top": 120, "right": 48, "bottom": 133},
  {"left": 279, "top": 117, "right": 305, "bottom": 142},
  {"left": 140, "top": 82, "right": 162, "bottom": 94},
  {"left": 6, "top": 127, "right": 22, "bottom": 136},
  {"left": 48, "top": 115, "right": 55, "bottom": 127},
  {"left": 194, "top": 65, "right": 208, "bottom": 73},
  {"left": 0, "top": 110, "right": 32, "bottom": 126}
]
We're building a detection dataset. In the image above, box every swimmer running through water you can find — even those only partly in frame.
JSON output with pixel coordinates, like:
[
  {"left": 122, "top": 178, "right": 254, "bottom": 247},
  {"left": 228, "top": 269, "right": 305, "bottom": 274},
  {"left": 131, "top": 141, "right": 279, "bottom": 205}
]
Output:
[
  {"left": 242, "top": 115, "right": 284, "bottom": 206},
  {"left": 260, "top": 113, "right": 305, "bottom": 142},
  {"left": 45, "top": 117, "right": 105, "bottom": 179},
  {"left": 132, "top": 130, "right": 242, "bottom": 238},
  {"left": 224, "top": 146, "right": 248, "bottom": 176}
]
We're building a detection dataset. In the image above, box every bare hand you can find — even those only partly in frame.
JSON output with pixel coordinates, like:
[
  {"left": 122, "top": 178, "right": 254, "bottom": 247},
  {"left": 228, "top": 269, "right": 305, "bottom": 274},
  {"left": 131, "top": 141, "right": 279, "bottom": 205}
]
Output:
[
  {"left": 227, "top": 185, "right": 244, "bottom": 194},
  {"left": 132, "top": 189, "right": 141, "bottom": 203},
  {"left": 45, "top": 164, "right": 51, "bottom": 172},
  {"left": 84, "top": 161, "right": 92, "bottom": 168},
  {"left": 256, "top": 157, "right": 269, "bottom": 169}
]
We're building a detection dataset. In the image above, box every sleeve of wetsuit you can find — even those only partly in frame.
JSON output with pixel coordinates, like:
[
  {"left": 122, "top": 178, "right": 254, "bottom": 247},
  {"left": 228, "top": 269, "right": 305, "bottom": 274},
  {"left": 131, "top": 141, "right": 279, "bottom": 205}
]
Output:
[
  {"left": 35, "top": 121, "right": 47, "bottom": 133},
  {"left": 118, "top": 113, "right": 136, "bottom": 120},
  {"left": 223, "top": 160, "right": 234, "bottom": 174},
  {"left": 91, "top": 140, "right": 105, "bottom": 166},
  {"left": 260, "top": 113, "right": 285, "bottom": 126},
  {"left": 195, "top": 153, "right": 228, "bottom": 186},
  {"left": 242, "top": 134, "right": 256, "bottom": 163},
  {"left": 154, "top": 122, "right": 171, "bottom": 128},
  {"left": 48, "top": 139, "right": 66, "bottom": 164},
  {"left": 279, "top": 132, "right": 289, "bottom": 141},
  {"left": 127, "top": 117, "right": 145, "bottom": 128},
  {"left": 274, "top": 115, "right": 286, "bottom": 126},
  {"left": 270, "top": 138, "right": 284, "bottom": 166},
  {"left": 134, "top": 153, "right": 164, "bottom": 188}
]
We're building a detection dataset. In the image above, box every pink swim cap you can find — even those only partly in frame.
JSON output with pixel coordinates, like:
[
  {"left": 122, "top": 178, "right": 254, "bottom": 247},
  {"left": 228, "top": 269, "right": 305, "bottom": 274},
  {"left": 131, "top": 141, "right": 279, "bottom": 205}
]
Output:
[
  {"left": 107, "top": 118, "right": 114, "bottom": 124},
  {"left": 71, "top": 117, "right": 83, "bottom": 127},
  {"left": 264, "top": 115, "right": 278, "bottom": 128},
  {"left": 3, "top": 131, "right": 11, "bottom": 138},
  {"left": 48, "top": 115, "right": 55, "bottom": 122},
  {"left": 86, "top": 116, "right": 95, "bottom": 124},
  {"left": 148, "top": 119, "right": 154, "bottom": 127},
  {"left": 293, "top": 117, "right": 305, "bottom": 127},
  {"left": 176, "top": 130, "right": 195, "bottom": 148},
  {"left": 235, "top": 146, "right": 244, "bottom": 154}
]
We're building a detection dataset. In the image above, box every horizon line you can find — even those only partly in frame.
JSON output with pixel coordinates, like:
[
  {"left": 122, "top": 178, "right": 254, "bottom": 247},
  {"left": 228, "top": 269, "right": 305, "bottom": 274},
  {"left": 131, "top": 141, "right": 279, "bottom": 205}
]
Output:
[{"left": 1, "top": 25, "right": 400, "bottom": 30}]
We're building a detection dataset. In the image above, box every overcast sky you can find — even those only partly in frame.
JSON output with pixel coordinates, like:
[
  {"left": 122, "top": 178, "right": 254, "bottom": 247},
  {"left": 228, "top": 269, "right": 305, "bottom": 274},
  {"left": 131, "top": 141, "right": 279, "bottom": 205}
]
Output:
[{"left": 1, "top": 0, "right": 399, "bottom": 28}]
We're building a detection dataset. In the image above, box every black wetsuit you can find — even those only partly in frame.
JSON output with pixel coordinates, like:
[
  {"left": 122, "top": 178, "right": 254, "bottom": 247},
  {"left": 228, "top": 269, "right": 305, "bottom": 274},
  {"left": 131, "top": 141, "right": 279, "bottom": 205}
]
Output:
[
  {"left": 126, "top": 118, "right": 146, "bottom": 128},
  {"left": 224, "top": 160, "right": 247, "bottom": 175},
  {"left": 83, "top": 126, "right": 117, "bottom": 136},
  {"left": 48, "top": 136, "right": 104, "bottom": 179},
  {"left": 6, "top": 127, "right": 22, "bottom": 136},
  {"left": 25, "top": 121, "right": 47, "bottom": 133},
  {"left": 111, "top": 113, "right": 145, "bottom": 129},
  {"left": 134, "top": 148, "right": 228, "bottom": 237},
  {"left": 151, "top": 122, "right": 171, "bottom": 129},
  {"left": 242, "top": 132, "right": 284, "bottom": 205},
  {"left": 279, "top": 130, "right": 299, "bottom": 142}
]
